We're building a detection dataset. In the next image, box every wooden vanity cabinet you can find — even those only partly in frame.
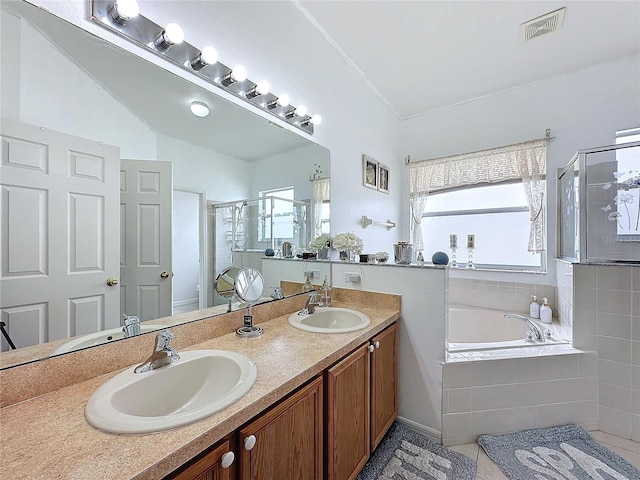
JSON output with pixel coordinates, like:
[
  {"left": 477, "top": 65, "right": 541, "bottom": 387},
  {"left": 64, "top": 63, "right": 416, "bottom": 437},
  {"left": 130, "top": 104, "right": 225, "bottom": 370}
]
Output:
[
  {"left": 238, "top": 376, "right": 323, "bottom": 480},
  {"left": 166, "top": 435, "right": 235, "bottom": 480},
  {"left": 325, "top": 322, "right": 398, "bottom": 480}
]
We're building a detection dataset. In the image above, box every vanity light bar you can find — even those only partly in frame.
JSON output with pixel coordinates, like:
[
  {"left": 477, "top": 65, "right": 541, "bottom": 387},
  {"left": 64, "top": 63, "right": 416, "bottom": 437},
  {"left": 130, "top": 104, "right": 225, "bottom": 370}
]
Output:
[{"left": 90, "top": 0, "right": 319, "bottom": 134}]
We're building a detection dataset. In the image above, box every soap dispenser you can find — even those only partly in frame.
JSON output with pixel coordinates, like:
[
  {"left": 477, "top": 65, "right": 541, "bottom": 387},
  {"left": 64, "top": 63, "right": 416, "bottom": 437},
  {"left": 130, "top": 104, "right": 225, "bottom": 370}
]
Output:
[
  {"left": 319, "top": 275, "right": 332, "bottom": 307},
  {"left": 529, "top": 295, "right": 540, "bottom": 319},
  {"left": 540, "top": 298, "right": 552, "bottom": 324}
]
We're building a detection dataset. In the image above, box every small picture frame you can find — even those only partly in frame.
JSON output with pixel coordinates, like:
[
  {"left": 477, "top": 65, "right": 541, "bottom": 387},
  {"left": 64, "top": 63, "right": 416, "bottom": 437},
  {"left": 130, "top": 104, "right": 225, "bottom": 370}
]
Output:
[
  {"left": 378, "top": 163, "right": 389, "bottom": 194},
  {"left": 362, "top": 155, "right": 378, "bottom": 190}
]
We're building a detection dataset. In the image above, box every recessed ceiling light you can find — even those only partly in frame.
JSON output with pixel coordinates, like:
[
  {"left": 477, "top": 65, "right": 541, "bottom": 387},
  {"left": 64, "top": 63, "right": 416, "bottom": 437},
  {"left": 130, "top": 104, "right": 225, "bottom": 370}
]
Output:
[{"left": 190, "top": 101, "right": 209, "bottom": 118}]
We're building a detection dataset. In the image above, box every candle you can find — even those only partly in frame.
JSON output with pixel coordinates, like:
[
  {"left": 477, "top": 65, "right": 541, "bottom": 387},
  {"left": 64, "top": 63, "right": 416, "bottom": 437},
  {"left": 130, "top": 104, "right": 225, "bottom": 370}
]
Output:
[
  {"left": 467, "top": 234, "right": 475, "bottom": 249},
  {"left": 449, "top": 234, "right": 457, "bottom": 249}
]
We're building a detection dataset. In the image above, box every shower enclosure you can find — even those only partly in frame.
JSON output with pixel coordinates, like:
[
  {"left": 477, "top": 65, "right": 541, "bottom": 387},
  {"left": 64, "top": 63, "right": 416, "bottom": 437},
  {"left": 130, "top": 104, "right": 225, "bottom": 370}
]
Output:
[
  {"left": 557, "top": 141, "right": 640, "bottom": 263},
  {"left": 210, "top": 196, "right": 312, "bottom": 306}
]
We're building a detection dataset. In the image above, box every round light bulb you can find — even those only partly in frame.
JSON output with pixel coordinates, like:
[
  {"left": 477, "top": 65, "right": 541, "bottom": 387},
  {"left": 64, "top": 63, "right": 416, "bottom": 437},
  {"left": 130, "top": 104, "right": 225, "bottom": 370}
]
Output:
[
  {"left": 200, "top": 46, "right": 218, "bottom": 65},
  {"left": 190, "top": 101, "right": 209, "bottom": 118},
  {"left": 276, "top": 94, "right": 290, "bottom": 107},
  {"left": 164, "top": 23, "right": 184, "bottom": 45},
  {"left": 231, "top": 65, "right": 247, "bottom": 82},
  {"left": 294, "top": 105, "right": 307, "bottom": 117},
  {"left": 114, "top": 0, "right": 139, "bottom": 20},
  {"left": 311, "top": 114, "right": 322, "bottom": 125},
  {"left": 256, "top": 81, "right": 270, "bottom": 96}
]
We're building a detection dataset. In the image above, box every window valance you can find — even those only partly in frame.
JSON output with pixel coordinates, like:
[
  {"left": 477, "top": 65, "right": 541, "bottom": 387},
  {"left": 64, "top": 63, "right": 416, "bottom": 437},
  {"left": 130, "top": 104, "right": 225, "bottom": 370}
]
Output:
[{"left": 409, "top": 139, "right": 547, "bottom": 196}]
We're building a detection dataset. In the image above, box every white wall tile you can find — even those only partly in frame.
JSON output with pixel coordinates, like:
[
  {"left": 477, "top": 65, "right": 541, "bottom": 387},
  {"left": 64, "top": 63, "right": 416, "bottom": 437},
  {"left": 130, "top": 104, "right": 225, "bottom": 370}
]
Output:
[
  {"left": 574, "top": 264, "right": 596, "bottom": 289},
  {"left": 633, "top": 366, "right": 640, "bottom": 390},
  {"left": 599, "top": 359, "right": 632, "bottom": 388},
  {"left": 443, "top": 363, "right": 472, "bottom": 388},
  {"left": 632, "top": 414, "right": 640, "bottom": 442},
  {"left": 597, "top": 290, "right": 632, "bottom": 316},
  {"left": 597, "top": 312, "right": 632, "bottom": 339},
  {"left": 536, "top": 378, "right": 578, "bottom": 405},
  {"left": 632, "top": 389, "right": 640, "bottom": 415},
  {"left": 597, "top": 265, "right": 633, "bottom": 291},
  {"left": 633, "top": 341, "right": 640, "bottom": 366},
  {"left": 442, "top": 412, "right": 472, "bottom": 439},
  {"left": 599, "top": 383, "right": 632, "bottom": 412},
  {"left": 578, "top": 353, "right": 599, "bottom": 376},
  {"left": 597, "top": 336, "right": 631, "bottom": 363},
  {"left": 447, "top": 387, "right": 473, "bottom": 414},
  {"left": 577, "top": 377, "right": 599, "bottom": 401},
  {"left": 575, "top": 287, "right": 597, "bottom": 311},
  {"left": 599, "top": 405, "right": 633, "bottom": 439}
]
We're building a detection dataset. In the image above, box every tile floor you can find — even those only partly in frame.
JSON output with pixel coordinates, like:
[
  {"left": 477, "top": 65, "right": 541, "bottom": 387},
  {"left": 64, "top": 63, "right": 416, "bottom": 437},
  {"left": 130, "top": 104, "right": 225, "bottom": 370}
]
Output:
[{"left": 449, "top": 431, "right": 640, "bottom": 479}]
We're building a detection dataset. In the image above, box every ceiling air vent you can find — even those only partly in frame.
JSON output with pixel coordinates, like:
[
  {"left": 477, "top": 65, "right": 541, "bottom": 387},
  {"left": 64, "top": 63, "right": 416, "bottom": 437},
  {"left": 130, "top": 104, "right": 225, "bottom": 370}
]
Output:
[{"left": 521, "top": 7, "right": 566, "bottom": 41}]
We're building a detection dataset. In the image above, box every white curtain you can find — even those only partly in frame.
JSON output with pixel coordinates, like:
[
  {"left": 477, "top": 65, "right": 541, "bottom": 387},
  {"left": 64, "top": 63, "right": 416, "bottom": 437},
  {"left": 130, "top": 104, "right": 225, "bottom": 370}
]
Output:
[
  {"left": 409, "top": 139, "right": 547, "bottom": 252},
  {"left": 312, "top": 177, "right": 330, "bottom": 237}
]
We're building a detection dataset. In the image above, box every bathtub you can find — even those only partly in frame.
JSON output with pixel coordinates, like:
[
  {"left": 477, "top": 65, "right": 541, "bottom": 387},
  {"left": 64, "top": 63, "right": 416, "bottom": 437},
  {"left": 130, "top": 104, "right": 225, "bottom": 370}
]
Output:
[{"left": 447, "top": 306, "right": 568, "bottom": 352}]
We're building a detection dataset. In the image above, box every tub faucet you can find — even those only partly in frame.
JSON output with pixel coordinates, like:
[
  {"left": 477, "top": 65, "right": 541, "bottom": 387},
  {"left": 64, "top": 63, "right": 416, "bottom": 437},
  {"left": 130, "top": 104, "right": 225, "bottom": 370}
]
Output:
[
  {"left": 301, "top": 292, "right": 320, "bottom": 315},
  {"left": 134, "top": 330, "right": 180, "bottom": 373},
  {"left": 504, "top": 313, "right": 543, "bottom": 342}
]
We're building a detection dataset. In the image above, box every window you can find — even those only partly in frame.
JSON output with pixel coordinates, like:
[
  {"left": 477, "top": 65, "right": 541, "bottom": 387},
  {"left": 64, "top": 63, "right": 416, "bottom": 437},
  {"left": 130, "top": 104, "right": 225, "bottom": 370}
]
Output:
[
  {"left": 409, "top": 138, "right": 547, "bottom": 271},
  {"left": 259, "top": 186, "right": 295, "bottom": 242},
  {"left": 421, "top": 183, "right": 544, "bottom": 269}
]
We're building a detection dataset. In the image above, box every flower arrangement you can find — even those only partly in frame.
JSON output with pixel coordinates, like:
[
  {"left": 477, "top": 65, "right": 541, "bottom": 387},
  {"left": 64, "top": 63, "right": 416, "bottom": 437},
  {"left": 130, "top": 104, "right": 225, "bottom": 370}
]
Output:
[
  {"left": 332, "top": 232, "right": 364, "bottom": 255},
  {"left": 309, "top": 233, "right": 331, "bottom": 252}
]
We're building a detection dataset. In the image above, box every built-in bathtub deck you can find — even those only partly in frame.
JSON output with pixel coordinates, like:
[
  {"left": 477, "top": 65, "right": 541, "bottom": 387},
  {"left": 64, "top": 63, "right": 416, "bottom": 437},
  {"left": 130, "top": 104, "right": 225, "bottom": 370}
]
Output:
[{"left": 446, "top": 342, "right": 587, "bottom": 363}]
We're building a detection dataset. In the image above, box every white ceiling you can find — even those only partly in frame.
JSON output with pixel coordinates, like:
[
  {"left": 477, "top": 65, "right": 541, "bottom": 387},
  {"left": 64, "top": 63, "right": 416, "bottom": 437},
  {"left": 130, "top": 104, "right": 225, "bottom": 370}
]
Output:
[{"left": 297, "top": 1, "right": 640, "bottom": 119}]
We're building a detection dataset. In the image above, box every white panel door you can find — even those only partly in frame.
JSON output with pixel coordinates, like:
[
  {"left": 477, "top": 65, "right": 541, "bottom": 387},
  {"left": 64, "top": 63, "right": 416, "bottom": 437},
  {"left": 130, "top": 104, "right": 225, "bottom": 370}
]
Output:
[
  {"left": 120, "top": 159, "right": 172, "bottom": 321},
  {"left": 0, "top": 119, "right": 120, "bottom": 350}
]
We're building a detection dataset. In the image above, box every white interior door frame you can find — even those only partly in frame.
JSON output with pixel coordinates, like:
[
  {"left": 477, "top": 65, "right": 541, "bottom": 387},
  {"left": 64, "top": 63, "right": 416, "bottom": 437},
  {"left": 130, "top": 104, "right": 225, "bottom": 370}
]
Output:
[{"left": 173, "top": 186, "right": 207, "bottom": 310}]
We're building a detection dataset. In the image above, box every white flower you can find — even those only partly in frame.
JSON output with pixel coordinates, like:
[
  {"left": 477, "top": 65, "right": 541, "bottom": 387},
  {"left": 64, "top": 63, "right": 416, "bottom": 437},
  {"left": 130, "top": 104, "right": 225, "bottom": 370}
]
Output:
[
  {"left": 309, "top": 234, "right": 331, "bottom": 251},
  {"left": 331, "top": 232, "right": 364, "bottom": 254},
  {"left": 602, "top": 182, "right": 612, "bottom": 190},
  {"left": 601, "top": 204, "right": 612, "bottom": 212},
  {"left": 608, "top": 211, "right": 622, "bottom": 221}
]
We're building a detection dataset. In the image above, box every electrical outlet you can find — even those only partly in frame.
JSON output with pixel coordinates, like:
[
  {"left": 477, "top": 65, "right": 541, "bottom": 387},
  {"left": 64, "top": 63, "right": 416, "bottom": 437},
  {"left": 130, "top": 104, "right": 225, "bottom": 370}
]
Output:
[
  {"left": 344, "top": 272, "right": 361, "bottom": 283},
  {"left": 303, "top": 269, "right": 319, "bottom": 279}
]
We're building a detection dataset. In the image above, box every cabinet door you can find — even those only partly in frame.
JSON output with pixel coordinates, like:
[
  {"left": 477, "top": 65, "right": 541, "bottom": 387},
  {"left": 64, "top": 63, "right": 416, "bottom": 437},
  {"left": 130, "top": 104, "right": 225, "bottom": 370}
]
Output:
[
  {"left": 371, "top": 323, "right": 399, "bottom": 451},
  {"left": 239, "top": 376, "right": 323, "bottom": 480},
  {"left": 167, "top": 436, "right": 234, "bottom": 480},
  {"left": 326, "top": 344, "right": 370, "bottom": 480}
]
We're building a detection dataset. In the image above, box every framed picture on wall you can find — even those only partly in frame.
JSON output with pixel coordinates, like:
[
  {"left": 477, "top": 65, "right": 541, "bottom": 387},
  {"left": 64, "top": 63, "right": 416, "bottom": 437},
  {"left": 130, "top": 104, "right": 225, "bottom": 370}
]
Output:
[
  {"left": 363, "top": 155, "right": 378, "bottom": 190},
  {"left": 378, "top": 163, "right": 389, "bottom": 194}
]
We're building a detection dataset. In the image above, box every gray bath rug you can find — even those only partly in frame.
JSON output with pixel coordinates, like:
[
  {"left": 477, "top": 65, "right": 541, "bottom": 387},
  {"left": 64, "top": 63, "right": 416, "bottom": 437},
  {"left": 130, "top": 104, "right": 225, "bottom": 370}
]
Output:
[
  {"left": 357, "top": 422, "right": 476, "bottom": 479},
  {"left": 478, "top": 424, "right": 640, "bottom": 480}
]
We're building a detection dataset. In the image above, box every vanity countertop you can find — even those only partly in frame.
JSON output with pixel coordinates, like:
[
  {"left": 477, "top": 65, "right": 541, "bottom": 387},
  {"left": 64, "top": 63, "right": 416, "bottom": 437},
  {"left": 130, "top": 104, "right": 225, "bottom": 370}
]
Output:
[{"left": 0, "top": 299, "right": 399, "bottom": 480}]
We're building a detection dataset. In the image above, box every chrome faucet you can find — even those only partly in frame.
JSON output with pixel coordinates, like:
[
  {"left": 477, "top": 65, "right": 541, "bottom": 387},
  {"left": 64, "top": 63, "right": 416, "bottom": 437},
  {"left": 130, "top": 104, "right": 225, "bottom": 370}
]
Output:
[
  {"left": 504, "top": 313, "right": 543, "bottom": 342},
  {"left": 134, "top": 330, "right": 180, "bottom": 373},
  {"left": 122, "top": 314, "right": 141, "bottom": 338},
  {"left": 301, "top": 292, "right": 320, "bottom": 315},
  {"left": 271, "top": 287, "right": 285, "bottom": 300}
]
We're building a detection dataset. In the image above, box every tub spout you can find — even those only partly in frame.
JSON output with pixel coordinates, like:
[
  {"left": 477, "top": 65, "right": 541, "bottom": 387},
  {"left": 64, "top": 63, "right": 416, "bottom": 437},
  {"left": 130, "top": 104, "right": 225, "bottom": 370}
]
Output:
[{"left": 504, "top": 313, "right": 543, "bottom": 342}]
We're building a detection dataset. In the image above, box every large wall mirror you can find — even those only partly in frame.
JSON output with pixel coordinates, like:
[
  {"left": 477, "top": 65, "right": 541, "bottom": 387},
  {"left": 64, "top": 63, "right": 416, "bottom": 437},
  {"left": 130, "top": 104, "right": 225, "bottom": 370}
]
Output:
[{"left": 0, "top": 1, "right": 330, "bottom": 368}]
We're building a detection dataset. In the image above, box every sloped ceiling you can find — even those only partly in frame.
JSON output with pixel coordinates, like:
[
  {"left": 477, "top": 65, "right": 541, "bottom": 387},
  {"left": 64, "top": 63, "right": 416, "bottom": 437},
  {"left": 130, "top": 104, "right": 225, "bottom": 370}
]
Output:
[{"left": 298, "top": 1, "right": 640, "bottom": 119}]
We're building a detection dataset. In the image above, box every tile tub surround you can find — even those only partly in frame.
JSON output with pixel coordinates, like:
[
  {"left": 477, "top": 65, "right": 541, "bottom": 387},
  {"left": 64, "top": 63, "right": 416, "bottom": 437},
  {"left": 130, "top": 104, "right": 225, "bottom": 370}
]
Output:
[
  {"left": 442, "top": 352, "right": 599, "bottom": 446},
  {"left": 0, "top": 288, "right": 399, "bottom": 408},
  {"left": 0, "top": 296, "right": 400, "bottom": 479},
  {"left": 573, "top": 264, "right": 640, "bottom": 442}
]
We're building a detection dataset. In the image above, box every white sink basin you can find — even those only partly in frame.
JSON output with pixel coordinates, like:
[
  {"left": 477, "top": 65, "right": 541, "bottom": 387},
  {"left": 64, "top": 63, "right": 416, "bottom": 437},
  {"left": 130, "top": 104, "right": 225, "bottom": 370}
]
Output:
[
  {"left": 85, "top": 349, "right": 257, "bottom": 434},
  {"left": 288, "top": 307, "right": 371, "bottom": 333},
  {"left": 50, "top": 325, "right": 165, "bottom": 356}
]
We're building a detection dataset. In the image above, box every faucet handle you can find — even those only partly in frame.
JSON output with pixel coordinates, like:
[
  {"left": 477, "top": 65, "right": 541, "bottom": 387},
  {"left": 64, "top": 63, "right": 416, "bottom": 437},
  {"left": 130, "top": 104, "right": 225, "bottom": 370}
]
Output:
[
  {"left": 155, "top": 330, "right": 175, "bottom": 352},
  {"left": 122, "top": 314, "right": 141, "bottom": 338}
]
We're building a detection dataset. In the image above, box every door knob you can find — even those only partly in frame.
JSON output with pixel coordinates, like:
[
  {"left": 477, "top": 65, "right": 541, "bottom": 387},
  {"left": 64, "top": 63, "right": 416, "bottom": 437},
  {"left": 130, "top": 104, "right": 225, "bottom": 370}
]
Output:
[
  {"left": 160, "top": 272, "right": 170, "bottom": 279},
  {"left": 106, "top": 277, "right": 119, "bottom": 286}
]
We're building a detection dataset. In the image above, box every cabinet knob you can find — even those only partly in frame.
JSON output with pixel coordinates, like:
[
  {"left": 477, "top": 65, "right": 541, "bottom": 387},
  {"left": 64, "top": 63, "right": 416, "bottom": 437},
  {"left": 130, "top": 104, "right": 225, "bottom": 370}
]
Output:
[
  {"left": 368, "top": 345, "right": 374, "bottom": 353},
  {"left": 244, "top": 434, "right": 257, "bottom": 450},
  {"left": 220, "top": 451, "right": 235, "bottom": 469},
  {"left": 375, "top": 341, "right": 380, "bottom": 349}
]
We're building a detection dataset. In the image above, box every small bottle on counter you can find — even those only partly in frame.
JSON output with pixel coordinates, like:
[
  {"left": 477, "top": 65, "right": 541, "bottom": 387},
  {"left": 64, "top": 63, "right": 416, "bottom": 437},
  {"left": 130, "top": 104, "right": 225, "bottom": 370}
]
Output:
[
  {"left": 529, "top": 295, "right": 540, "bottom": 319},
  {"left": 319, "top": 275, "right": 332, "bottom": 307},
  {"left": 302, "top": 274, "right": 314, "bottom": 293},
  {"left": 540, "top": 298, "right": 552, "bottom": 324}
]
